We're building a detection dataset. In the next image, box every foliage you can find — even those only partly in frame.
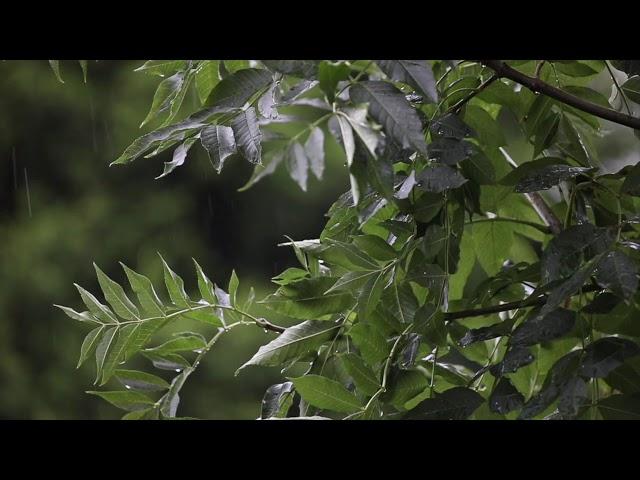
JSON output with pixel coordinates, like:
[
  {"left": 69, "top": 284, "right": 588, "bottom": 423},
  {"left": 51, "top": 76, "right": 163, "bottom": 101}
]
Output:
[{"left": 57, "top": 59, "right": 640, "bottom": 420}]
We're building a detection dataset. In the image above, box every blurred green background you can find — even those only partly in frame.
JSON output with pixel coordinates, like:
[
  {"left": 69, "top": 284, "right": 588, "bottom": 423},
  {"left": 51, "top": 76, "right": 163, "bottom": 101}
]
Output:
[
  {"left": 0, "top": 60, "right": 637, "bottom": 419},
  {"left": 0, "top": 60, "right": 349, "bottom": 419}
]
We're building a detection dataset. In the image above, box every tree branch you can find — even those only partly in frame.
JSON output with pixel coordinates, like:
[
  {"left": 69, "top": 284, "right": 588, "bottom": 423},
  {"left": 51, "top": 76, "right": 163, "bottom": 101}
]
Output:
[
  {"left": 481, "top": 60, "right": 640, "bottom": 130},
  {"left": 444, "top": 284, "right": 600, "bottom": 321}
]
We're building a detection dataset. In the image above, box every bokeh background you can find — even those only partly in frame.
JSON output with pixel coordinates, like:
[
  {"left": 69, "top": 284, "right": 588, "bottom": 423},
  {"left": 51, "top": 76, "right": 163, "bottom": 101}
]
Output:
[{"left": 0, "top": 60, "right": 637, "bottom": 419}]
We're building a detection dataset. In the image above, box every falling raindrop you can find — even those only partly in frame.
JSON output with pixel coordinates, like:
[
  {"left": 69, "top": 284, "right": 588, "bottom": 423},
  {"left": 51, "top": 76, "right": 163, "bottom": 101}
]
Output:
[
  {"left": 174, "top": 368, "right": 182, "bottom": 373},
  {"left": 124, "top": 385, "right": 131, "bottom": 390},
  {"left": 24, "top": 168, "right": 32, "bottom": 218},
  {"left": 263, "top": 329, "right": 269, "bottom": 334},
  {"left": 193, "top": 349, "right": 204, "bottom": 354}
]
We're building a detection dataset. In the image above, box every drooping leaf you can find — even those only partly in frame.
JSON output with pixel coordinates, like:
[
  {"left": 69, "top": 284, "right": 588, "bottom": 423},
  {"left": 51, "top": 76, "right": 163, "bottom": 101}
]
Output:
[
  {"left": 286, "top": 142, "right": 309, "bottom": 192},
  {"left": 597, "top": 394, "right": 640, "bottom": 420},
  {"left": 261, "top": 382, "right": 295, "bottom": 419},
  {"left": 376, "top": 60, "right": 438, "bottom": 103},
  {"left": 305, "top": 126, "right": 325, "bottom": 180},
  {"left": 231, "top": 106, "right": 262, "bottom": 164},
  {"left": 200, "top": 125, "right": 237, "bottom": 173},
  {"left": 205, "top": 68, "right": 273, "bottom": 108},
  {"left": 48, "top": 60, "right": 64, "bottom": 83},
  {"left": 350, "top": 81, "right": 427, "bottom": 154}
]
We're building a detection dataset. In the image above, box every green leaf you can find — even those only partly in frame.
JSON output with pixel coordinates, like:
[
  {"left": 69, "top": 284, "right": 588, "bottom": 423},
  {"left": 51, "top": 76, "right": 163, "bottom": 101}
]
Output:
[
  {"left": 205, "top": 68, "right": 272, "bottom": 108},
  {"left": 261, "top": 382, "right": 295, "bottom": 419},
  {"left": 305, "top": 126, "right": 325, "bottom": 181},
  {"left": 48, "top": 60, "right": 64, "bottom": 83},
  {"left": 471, "top": 221, "right": 514, "bottom": 275},
  {"left": 238, "top": 320, "right": 341, "bottom": 372},
  {"left": 290, "top": 375, "right": 363, "bottom": 414},
  {"left": 621, "top": 162, "right": 640, "bottom": 196},
  {"left": 415, "top": 165, "right": 467, "bottom": 193},
  {"left": 200, "top": 125, "right": 237, "bottom": 173},
  {"left": 146, "top": 334, "right": 207, "bottom": 356},
  {"left": 388, "top": 370, "right": 429, "bottom": 409},
  {"left": 120, "top": 263, "right": 165, "bottom": 317},
  {"left": 348, "top": 322, "right": 389, "bottom": 366},
  {"left": 580, "top": 337, "right": 640, "bottom": 378},
  {"left": 509, "top": 308, "right": 576, "bottom": 346},
  {"left": 597, "top": 394, "right": 640, "bottom": 419},
  {"left": 195, "top": 60, "right": 221, "bottom": 104},
  {"left": 115, "top": 369, "right": 170, "bottom": 392},
  {"left": 159, "top": 254, "right": 190, "bottom": 308},
  {"left": 407, "top": 387, "right": 484, "bottom": 419},
  {"left": 143, "top": 352, "right": 190, "bottom": 371},
  {"left": 463, "top": 105, "right": 506, "bottom": 147},
  {"left": 427, "top": 138, "right": 475, "bottom": 165},
  {"left": 94, "top": 325, "right": 118, "bottom": 382},
  {"left": 140, "top": 71, "right": 186, "bottom": 127},
  {"left": 100, "top": 323, "right": 141, "bottom": 384},
  {"left": 160, "top": 371, "right": 188, "bottom": 418},
  {"left": 77, "top": 326, "right": 105, "bottom": 368},
  {"left": 78, "top": 60, "right": 88, "bottom": 83},
  {"left": 489, "top": 378, "right": 524, "bottom": 414},
  {"left": 460, "top": 149, "right": 495, "bottom": 185},
  {"left": 324, "top": 269, "right": 380, "bottom": 294},
  {"left": 595, "top": 251, "right": 639, "bottom": 301},
  {"left": 349, "top": 81, "right": 427, "bottom": 155},
  {"left": 231, "top": 106, "right": 262, "bottom": 164},
  {"left": 156, "top": 137, "right": 198, "bottom": 179},
  {"left": 357, "top": 270, "right": 389, "bottom": 321},
  {"left": 260, "top": 277, "right": 353, "bottom": 319},
  {"left": 286, "top": 142, "right": 309, "bottom": 192},
  {"left": 94, "top": 264, "right": 140, "bottom": 320},
  {"left": 262, "top": 60, "right": 320, "bottom": 79},
  {"left": 55, "top": 305, "right": 101, "bottom": 325},
  {"left": 135, "top": 60, "right": 187, "bottom": 77},
  {"left": 335, "top": 114, "right": 359, "bottom": 204},
  {"left": 489, "top": 346, "right": 535, "bottom": 376},
  {"left": 339, "top": 353, "right": 380, "bottom": 396},
  {"left": 193, "top": 259, "right": 217, "bottom": 304},
  {"left": 514, "top": 164, "right": 591, "bottom": 193},
  {"left": 376, "top": 60, "right": 438, "bottom": 103},
  {"left": 430, "top": 113, "right": 474, "bottom": 140},
  {"left": 87, "top": 390, "right": 154, "bottom": 412},
  {"left": 318, "top": 61, "right": 351, "bottom": 102},
  {"left": 352, "top": 234, "right": 396, "bottom": 262},
  {"left": 73, "top": 284, "right": 118, "bottom": 324}
]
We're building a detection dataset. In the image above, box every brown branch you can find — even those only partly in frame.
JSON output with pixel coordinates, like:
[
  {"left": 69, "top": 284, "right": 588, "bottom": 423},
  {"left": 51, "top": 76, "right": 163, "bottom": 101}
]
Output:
[
  {"left": 481, "top": 60, "right": 640, "bottom": 130},
  {"left": 445, "top": 74, "right": 499, "bottom": 115},
  {"left": 444, "top": 285, "right": 600, "bottom": 322}
]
